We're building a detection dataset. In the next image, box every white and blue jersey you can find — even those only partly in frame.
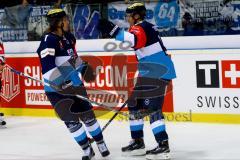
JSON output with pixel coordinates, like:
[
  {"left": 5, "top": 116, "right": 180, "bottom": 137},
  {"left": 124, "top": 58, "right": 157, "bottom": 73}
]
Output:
[
  {"left": 115, "top": 21, "right": 174, "bottom": 142},
  {"left": 37, "top": 32, "right": 84, "bottom": 92},
  {"left": 115, "top": 20, "right": 176, "bottom": 80}
]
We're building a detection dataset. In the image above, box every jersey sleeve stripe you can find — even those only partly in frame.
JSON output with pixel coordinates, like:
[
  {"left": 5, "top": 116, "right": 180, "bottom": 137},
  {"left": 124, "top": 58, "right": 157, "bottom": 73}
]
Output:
[
  {"left": 40, "top": 48, "right": 55, "bottom": 58},
  {"left": 135, "top": 42, "right": 163, "bottom": 60}
]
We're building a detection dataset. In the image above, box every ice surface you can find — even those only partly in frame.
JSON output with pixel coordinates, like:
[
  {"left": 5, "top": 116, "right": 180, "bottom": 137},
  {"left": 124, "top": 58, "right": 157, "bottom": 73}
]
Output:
[{"left": 0, "top": 117, "right": 240, "bottom": 160}]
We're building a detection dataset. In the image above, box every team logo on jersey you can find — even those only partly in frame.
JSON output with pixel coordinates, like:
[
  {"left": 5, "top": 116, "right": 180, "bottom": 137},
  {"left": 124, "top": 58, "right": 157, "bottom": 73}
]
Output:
[
  {"left": 40, "top": 48, "right": 55, "bottom": 58},
  {"left": 67, "top": 49, "right": 74, "bottom": 56},
  {"left": 0, "top": 65, "right": 20, "bottom": 102}
]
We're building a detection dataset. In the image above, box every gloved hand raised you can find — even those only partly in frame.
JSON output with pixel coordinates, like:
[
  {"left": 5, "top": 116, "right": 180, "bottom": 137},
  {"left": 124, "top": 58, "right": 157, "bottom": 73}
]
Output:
[{"left": 97, "top": 19, "right": 120, "bottom": 38}]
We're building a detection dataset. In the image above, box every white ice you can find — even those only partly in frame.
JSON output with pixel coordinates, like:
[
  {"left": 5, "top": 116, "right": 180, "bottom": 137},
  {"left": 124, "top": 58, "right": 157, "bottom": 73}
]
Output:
[{"left": 0, "top": 116, "right": 240, "bottom": 160}]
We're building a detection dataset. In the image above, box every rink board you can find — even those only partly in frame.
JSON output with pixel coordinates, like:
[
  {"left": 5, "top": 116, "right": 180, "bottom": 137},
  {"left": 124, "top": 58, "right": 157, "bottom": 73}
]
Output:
[{"left": 1, "top": 36, "right": 240, "bottom": 124}]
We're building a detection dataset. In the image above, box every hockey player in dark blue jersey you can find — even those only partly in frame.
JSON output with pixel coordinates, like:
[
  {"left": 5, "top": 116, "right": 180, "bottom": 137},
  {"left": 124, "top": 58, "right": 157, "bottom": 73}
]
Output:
[
  {"left": 37, "top": 9, "right": 109, "bottom": 160},
  {"left": 98, "top": 2, "right": 176, "bottom": 160}
]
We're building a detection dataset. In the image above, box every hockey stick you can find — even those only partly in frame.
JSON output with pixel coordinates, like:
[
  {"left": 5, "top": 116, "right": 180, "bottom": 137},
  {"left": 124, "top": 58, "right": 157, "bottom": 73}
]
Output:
[
  {"left": 10, "top": 67, "right": 164, "bottom": 143},
  {"left": 102, "top": 101, "right": 127, "bottom": 132},
  {"left": 10, "top": 68, "right": 44, "bottom": 84},
  {"left": 9, "top": 67, "right": 130, "bottom": 117},
  {"left": 10, "top": 68, "right": 163, "bottom": 118},
  {"left": 10, "top": 67, "right": 130, "bottom": 143}
]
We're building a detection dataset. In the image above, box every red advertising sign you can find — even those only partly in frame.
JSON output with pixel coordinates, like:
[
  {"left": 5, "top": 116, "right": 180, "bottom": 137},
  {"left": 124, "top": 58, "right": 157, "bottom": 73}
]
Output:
[{"left": 1, "top": 54, "right": 174, "bottom": 112}]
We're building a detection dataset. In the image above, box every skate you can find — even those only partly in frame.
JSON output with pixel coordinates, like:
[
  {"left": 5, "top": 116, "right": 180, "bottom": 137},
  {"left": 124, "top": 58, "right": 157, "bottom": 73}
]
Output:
[
  {"left": 97, "top": 140, "right": 110, "bottom": 157},
  {"left": 82, "top": 145, "right": 95, "bottom": 160},
  {"left": 0, "top": 113, "right": 6, "bottom": 126},
  {"left": 122, "top": 138, "right": 145, "bottom": 156},
  {"left": 146, "top": 140, "right": 171, "bottom": 160}
]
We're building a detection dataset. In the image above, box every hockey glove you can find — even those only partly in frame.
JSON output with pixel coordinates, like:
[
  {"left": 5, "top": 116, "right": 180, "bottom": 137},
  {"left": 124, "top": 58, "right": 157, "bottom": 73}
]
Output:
[
  {"left": 54, "top": 80, "right": 85, "bottom": 96},
  {"left": 97, "top": 19, "right": 120, "bottom": 38},
  {"left": 81, "top": 62, "right": 96, "bottom": 83}
]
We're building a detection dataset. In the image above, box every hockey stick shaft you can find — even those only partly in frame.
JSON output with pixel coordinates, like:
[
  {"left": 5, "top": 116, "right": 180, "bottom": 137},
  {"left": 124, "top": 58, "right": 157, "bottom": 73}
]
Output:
[
  {"left": 75, "top": 94, "right": 129, "bottom": 117},
  {"left": 10, "top": 68, "right": 44, "bottom": 84},
  {"left": 10, "top": 67, "right": 163, "bottom": 143},
  {"left": 10, "top": 67, "right": 130, "bottom": 142},
  {"left": 102, "top": 101, "right": 127, "bottom": 132},
  {"left": 9, "top": 67, "right": 129, "bottom": 117},
  {"left": 10, "top": 67, "right": 159, "bottom": 118}
]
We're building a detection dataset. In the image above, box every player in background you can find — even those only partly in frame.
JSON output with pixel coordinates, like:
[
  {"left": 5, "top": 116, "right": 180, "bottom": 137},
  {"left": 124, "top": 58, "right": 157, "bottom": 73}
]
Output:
[
  {"left": 98, "top": 3, "right": 176, "bottom": 160},
  {"left": 37, "top": 9, "right": 109, "bottom": 160},
  {"left": 0, "top": 35, "right": 6, "bottom": 126}
]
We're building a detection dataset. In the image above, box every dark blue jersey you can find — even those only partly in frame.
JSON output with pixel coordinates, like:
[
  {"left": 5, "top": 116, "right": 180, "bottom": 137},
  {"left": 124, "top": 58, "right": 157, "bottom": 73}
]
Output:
[
  {"left": 116, "top": 21, "right": 176, "bottom": 80},
  {"left": 37, "top": 32, "right": 83, "bottom": 92}
]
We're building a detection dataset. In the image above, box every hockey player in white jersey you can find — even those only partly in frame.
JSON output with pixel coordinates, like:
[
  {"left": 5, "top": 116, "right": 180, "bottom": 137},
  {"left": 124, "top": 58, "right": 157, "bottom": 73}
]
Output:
[{"left": 37, "top": 9, "right": 109, "bottom": 160}]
